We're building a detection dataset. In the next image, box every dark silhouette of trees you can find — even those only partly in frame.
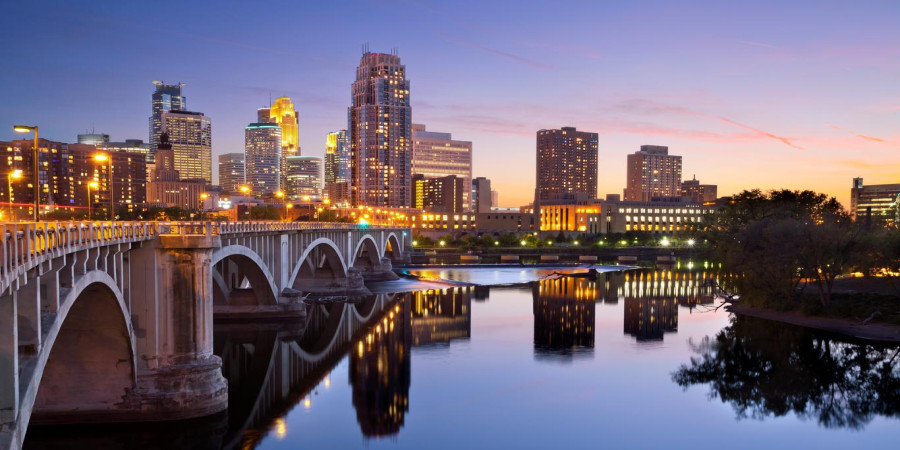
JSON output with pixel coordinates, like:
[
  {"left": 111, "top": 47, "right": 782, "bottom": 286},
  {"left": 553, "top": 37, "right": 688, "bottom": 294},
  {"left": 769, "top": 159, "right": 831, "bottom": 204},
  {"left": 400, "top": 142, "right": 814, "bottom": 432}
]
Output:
[{"left": 672, "top": 315, "right": 900, "bottom": 429}]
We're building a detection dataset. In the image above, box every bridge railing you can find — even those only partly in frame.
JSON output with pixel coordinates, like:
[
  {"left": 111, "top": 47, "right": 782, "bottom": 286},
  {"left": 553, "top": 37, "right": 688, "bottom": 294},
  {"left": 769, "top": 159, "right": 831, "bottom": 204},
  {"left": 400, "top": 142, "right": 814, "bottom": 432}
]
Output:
[
  {"left": 157, "top": 221, "right": 402, "bottom": 236},
  {"left": 0, "top": 221, "right": 157, "bottom": 280}
]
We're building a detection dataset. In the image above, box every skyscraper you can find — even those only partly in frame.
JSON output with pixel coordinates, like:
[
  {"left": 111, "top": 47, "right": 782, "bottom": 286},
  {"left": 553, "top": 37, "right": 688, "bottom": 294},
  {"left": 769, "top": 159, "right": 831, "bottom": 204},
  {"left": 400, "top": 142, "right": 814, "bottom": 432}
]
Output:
[
  {"left": 161, "top": 110, "right": 212, "bottom": 182},
  {"left": 149, "top": 81, "right": 186, "bottom": 156},
  {"left": 284, "top": 156, "right": 322, "bottom": 199},
  {"left": 411, "top": 123, "right": 472, "bottom": 210},
  {"left": 266, "top": 97, "right": 300, "bottom": 189},
  {"left": 472, "top": 177, "right": 493, "bottom": 213},
  {"left": 348, "top": 51, "right": 412, "bottom": 207},
  {"left": 624, "top": 145, "right": 682, "bottom": 202},
  {"left": 535, "top": 127, "right": 598, "bottom": 204},
  {"left": 244, "top": 122, "right": 282, "bottom": 195},
  {"left": 324, "top": 130, "right": 351, "bottom": 205},
  {"left": 218, "top": 153, "right": 245, "bottom": 193}
]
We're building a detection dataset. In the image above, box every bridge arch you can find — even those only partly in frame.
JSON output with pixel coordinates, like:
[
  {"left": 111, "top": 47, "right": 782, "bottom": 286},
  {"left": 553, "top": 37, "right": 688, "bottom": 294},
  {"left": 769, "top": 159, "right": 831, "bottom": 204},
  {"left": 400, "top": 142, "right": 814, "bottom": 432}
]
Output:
[
  {"left": 289, "top": 238, "right": 350, "bottom": 293},
  {"left": 383, "top": 232, "right": 402, "bottom": 262},
  {"left": 352, "top": 234, "right": 383, "bottom": 271},
  {"left": 211, "top": 245, "right": 279, "bottom": 307},
  {"left": 20, "top": 270, "right": 136, "bottom": 430}
]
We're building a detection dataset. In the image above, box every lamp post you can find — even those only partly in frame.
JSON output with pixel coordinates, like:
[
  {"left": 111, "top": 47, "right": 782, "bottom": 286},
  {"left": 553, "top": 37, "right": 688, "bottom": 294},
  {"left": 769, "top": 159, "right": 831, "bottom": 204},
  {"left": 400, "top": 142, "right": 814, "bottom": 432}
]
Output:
[
  {"left": 93, "top": 153, "right": 113, "bottom": 220},
  {"left": 87, "top": 181, "right": 99, "bottom": 220},
  {"left": 199, "top": 192, "right": 209, "bottom": 221},
  {"left": 13, "top": 125, "right": 39, "bottom": 221},
  {"left": 7, "top": 169, "right": 22, "bottom": 221},
  {"left": 275, "top": 190, "right": 285, "bottom": 221}
]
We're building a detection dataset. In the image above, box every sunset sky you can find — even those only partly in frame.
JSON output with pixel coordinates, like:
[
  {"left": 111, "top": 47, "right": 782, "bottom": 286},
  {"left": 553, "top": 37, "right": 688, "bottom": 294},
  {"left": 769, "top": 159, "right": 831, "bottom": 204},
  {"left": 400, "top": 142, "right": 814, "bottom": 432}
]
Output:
[{"left": 2, "top": 0, "right": 898, "bottom": 208}]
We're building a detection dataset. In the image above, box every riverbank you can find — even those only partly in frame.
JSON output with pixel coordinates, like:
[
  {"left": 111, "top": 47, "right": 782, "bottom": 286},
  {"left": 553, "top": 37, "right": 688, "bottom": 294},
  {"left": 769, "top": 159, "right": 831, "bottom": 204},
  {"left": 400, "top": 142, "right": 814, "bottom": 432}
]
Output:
[{"left": 727, "top": 304, "right": 900, "bottom": 343}]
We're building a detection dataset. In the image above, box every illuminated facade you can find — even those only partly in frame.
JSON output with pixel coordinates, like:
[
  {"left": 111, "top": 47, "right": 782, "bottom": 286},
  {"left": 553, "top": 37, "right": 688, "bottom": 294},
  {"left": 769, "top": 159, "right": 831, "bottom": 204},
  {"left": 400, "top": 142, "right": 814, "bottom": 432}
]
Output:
[
  {"left": 411, "top": 174, "right": 463, "bottom": 213},
  {"left": 284, "top": 156, "right": 322, "bottom": 199},
  {"left": 324, "top": 130, "right": 351, "bottom": 205},
  {"left": 70, "top": 144, "right": 146, "bottom": 212},
  {"left": 161, "top": 110, "right": 212, "bottom": 182},
  {"left": 149, "top": 81, "right": 186, "bottom": 158},
  {"left": 597, "top": 199, "right": 715, "bottom": 234},
  {"left": 535, "top": 127, "right": 598, "bottom": 204},
  {"left": 244, "top": 123, "right": 282, "bottom": 195},
  {"left": 0, "top": 139, "right": 74, "bottom": 213},
  {"left": 850, "top": 177, "right": 900, "bottom": 224},
  {"left": 624, "top": 145, "right": 682, "bottom": 201},
  {"left": 539, "top": 203, "right": 601, "bottom": 232},
  {"left": 265, "top": 97, "right": 300, "bottom": 188},
  {"left": 146, "top": 133, "right": 206, "bottom": 209},
  {"left": 217, "top": 153, "right": 245, "bottom": 193},
  {"left": 681, "top": 175, "right": 717, "bottom": 203},
  {"left": 411, "top": 124, "right": 472, "bottom": 210},
  {"left": 348, "top": 51, "right": 412, "bottom": 207}
]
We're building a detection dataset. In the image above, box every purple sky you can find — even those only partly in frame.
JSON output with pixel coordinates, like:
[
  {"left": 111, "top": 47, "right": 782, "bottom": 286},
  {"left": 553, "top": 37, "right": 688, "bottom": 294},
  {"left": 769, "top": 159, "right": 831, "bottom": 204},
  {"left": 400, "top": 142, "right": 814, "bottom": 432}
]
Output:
[{"left": 2, "top": 0, "right": 898, "bottom": 207}]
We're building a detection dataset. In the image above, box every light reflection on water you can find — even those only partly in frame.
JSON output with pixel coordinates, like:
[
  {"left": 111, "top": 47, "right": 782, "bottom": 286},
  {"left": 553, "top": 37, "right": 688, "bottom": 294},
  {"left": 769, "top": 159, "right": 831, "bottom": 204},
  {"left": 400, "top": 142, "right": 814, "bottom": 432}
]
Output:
[{"left": 24, "top": 268, "right": 899, "bottom": 450}]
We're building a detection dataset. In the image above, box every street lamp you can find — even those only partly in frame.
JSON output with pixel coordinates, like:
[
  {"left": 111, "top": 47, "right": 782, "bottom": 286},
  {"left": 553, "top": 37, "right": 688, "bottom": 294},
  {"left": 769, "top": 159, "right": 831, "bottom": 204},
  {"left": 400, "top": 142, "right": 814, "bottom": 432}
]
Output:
[
  {"left": 275, "top": 190, "right": 285, "bottom": 221},
  {"left": 7, "top": 169, "right": 22, "bottom": 221},
  {"left": 87, "top": 181, "right": 99, "bottom": 220},
  {"left": 13, "top": 125, "right": 39, "bottom": 221},
  {"left": 93, "top": 153, "right": 113, "bottom": 220},
  {"left": 199, "top": 192, "right": 209, "bottom": 221},
  {"left": 239, "top": 185, "right": 250, "bottom": 195},
  {"left": 285, "top": 203, "right": 293, "bottom": 222}
]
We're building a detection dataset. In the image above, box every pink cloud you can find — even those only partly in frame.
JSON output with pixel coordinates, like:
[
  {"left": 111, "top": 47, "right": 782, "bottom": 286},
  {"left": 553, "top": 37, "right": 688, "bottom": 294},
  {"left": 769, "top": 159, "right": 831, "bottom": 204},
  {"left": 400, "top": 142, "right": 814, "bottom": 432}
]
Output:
[
  {"left": 826, "top": 124, "right": 886, "bottom": 143},
  {"left": 436, "top": 33, "right": 552, "bottom": 70}
]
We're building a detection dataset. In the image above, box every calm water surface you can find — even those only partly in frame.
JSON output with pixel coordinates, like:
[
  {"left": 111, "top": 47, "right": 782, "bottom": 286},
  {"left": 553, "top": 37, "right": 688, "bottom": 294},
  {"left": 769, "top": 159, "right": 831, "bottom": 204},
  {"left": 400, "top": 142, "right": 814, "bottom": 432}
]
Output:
[{"left": 25, "top": 268, "right": 899, "bottom": 449}]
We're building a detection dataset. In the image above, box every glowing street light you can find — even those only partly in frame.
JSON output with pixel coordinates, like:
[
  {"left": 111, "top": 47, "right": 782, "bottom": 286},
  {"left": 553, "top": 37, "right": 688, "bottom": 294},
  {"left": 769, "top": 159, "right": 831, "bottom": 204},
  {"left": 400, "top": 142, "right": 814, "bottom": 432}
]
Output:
[
  {"left": 660, "top": 237, "right": 671, "bottom": 247},
  {"left": 687, "top": 238, "right": 696, "bottom": 247},
  {"left": 275, "top": 190, "right": 286, "bottom": 221},
  {"left": 239, "top": 185, "right": 251, "bottom": 195},
  {"left": 7, "top": 169, "right": 22, "bottom": 221},
  {"left": 13, "top": 125, "right": 39, "bottom": 221},
  {"left": 439, "top": 240, "right": 446, "bottom": 247}
]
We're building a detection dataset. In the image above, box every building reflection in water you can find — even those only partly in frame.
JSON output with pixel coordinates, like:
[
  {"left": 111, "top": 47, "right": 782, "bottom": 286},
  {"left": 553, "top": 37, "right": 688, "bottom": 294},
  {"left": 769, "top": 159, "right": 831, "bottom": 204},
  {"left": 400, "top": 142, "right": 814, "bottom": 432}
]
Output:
[
  {"left": 618, "top": 270, "right": 718, "bottom": 342},
  {"left": 410, "top": 288, "right": 472, "bottom": 347},
  {"left": 532, "top": 277, "right": 596, "bottom": 359},
  {"left": 350, "top": 296, "right": 411, "bottom": 438}
]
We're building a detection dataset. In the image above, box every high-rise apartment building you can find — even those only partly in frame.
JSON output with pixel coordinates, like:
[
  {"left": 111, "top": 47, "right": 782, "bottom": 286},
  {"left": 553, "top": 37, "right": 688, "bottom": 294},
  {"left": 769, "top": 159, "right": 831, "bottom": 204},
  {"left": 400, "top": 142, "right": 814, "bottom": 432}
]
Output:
[
  {"left": 218, "top": 153, "right": 245, "bottom": 193},
  {"left": 285, "top": 156, "right": 322, "bottom": 199},
  {"left": 412, "top": 174, "right": 464, "bottom": 213},
  {"left": 850, "top": 177, "right": 900, "bottom": 223},
  {"left": 681, "top": 175, "right": 717, "bottom": 203},
  {"left": 411, "top": 123, "right": 472, "bottom": 210},
  {"left": 324, "top": 130, "right": 351, "bottom": 205},
  {"left": 535, "top": 127, "right": 598, "bottom": 204},
  {"left": 71, "top": 144, "right": 146, "bottom": 213},
  {"left": 472, "top": 177, "right": 493, "bottom": 213},
  {"left": 624, "top": 145, "right": 683, "bottom": 202},
  {"left": 149, "top": 81, "right": 186, "bottom": 157},
  {"left": 161, "top": 110, "right": 211, "bottom": 182},
  {"left": 244, "top": 123, "right": 282, "bottom": 195},
  {"left": 348, "top": 51, "right": 412, "bottom": 207}
]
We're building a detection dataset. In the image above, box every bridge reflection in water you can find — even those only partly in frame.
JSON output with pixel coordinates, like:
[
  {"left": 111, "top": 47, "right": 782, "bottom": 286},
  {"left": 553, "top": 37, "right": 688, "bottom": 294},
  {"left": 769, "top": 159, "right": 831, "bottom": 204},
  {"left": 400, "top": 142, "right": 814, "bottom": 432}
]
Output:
[{"left": 24, "top": 269, "right": 723, "bottom": 448}]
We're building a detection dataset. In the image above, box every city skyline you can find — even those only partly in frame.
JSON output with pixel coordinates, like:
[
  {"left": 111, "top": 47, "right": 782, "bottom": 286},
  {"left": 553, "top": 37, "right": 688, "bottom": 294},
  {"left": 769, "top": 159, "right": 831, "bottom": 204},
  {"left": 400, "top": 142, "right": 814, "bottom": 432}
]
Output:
[{"left": 2, "top": 1, "right": 899, "bottom": 208}]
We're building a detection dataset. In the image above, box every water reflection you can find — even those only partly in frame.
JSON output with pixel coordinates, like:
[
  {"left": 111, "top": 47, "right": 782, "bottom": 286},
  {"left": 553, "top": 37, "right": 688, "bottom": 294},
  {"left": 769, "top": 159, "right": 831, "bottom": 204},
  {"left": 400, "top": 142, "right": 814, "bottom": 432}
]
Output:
[
  {"left": 410, "top": 288, "right": 472, "bottom": 347},
  {"left": 673, "top": 315, "right": 900, "bottom": 429},
  {"left": 533, "top": 277, "right": 595, "bottom": 359}
]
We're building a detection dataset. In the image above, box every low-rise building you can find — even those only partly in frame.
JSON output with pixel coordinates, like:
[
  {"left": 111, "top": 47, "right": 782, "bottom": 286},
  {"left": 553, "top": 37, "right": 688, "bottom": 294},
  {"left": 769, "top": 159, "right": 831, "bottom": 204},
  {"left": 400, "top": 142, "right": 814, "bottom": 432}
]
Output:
[{"left": 851, "top": 177, "right": 900, "bottom": 224}]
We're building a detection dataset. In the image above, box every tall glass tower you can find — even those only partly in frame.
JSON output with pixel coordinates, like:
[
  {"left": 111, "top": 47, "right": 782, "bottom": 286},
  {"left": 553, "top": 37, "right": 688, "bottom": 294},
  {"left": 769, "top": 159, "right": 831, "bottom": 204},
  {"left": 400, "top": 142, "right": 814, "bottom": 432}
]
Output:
[
  {"left": 149, "top": 81, "right": 186, "bottom": 158},
  {"left": 348, "top": 51, "right": 411, "bottom": 207},
  {"left": 244, "top": 122, "right": 282, "bottom": 195}
]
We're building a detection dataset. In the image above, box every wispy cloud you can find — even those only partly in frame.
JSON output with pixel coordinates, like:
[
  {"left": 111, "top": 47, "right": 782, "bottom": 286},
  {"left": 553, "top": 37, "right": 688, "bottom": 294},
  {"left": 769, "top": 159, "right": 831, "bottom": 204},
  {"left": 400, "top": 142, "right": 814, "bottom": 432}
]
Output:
[
  {"left": 616, "top": 99, "right": 804, "bottom": 150},
  {"left": 436, "top": 33, "right": 552, "bottom": 70},
  {"left": 827, "top": 124, "right": 885, "bottom": 142}
]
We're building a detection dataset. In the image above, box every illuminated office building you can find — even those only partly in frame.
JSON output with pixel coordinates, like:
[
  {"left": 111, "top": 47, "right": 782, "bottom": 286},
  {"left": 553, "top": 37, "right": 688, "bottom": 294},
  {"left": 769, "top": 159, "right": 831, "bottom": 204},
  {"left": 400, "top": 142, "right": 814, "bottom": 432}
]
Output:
[
  {"left": 261, "top": 97, "right": 300, "bottom": 188},
  {"left": 411, "top": 124, "right": 472, "bottom": 210},
  {"left": 411, "top": 174, "right": 463, "bottom": 213},
  {"left": 244, "top": 123, "right": 281, "bottom": 195},
  {"left": 624, "top": 145, "right": 682, "bottom": 201},
  {"left": 70, "top": 145, "right": 146, "bottom": 213},
  {"left": 161, "top": 110, "right": 212, "bottom": 182},
  {"left": 284, "top": 156, "right": 321, "bottom": 199},
  {"left": 218, "top": 153, "right": 245, "bottom": 193},
  {"left": 348, "top": 51, "right": 412, "bottom": 207},
  {"left": 146, "top": 133, "right": 206, "bottom": 209},
  {"left": 535, "top": 127, "right": 598, "bottom": 205},
  {"left": 149, "top": 81, "right": 186, "bottom": 157},
  {"left": 850, "top": 177, "right": 900, "bottom": 224},
  {"left": 324, "top": 130, "right": 351, "bottom": 205}
]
